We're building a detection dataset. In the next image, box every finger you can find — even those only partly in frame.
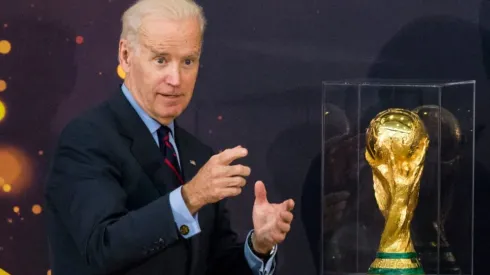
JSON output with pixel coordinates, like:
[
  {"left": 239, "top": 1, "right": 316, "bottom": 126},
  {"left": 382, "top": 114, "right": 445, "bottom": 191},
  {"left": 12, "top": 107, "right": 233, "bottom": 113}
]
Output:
[
  {"left": 212, "top": 177, "right": 246, "bottom": 188},
  {"left": 254, "top": 181, "right": 268, "bottom": 205},
  {"left": 229, "top": 177, "right": 247, "bottom": 188},
  {"left": 281, "top": 199, "right": 295, "bottom": 211},
  {"left": 280, "top": 211, "right": 294, "bottom": 223},
  {"left": 276, "top": 221, "right": 291, "bottom": 233},
  {"left": 215, "top": 146, "right": 248, "bottom": 165},
  {"left": 209, "top": 165, "right": 229, "bottom": 178},
  {"left": 271, "top": 231, "right": 286, "bottom": 244},
  {"left": 227, "top": 176, "right": 246, "bottom": 188},
  {"left": 218, "top": 187, "right": 243, "bottom": 200},
  {"left": 223, "top": 164, "right": 251, "bottom": 178}
]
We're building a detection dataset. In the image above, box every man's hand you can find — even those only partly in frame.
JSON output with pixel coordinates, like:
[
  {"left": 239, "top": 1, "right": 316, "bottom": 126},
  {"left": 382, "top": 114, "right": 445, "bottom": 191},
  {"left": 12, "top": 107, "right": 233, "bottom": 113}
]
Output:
[
  {"left": 252, "top": 181, "right": 294, "bottom": 254},
  {"left": 182, "top": 146, "right": 251, "bottom": 214}
]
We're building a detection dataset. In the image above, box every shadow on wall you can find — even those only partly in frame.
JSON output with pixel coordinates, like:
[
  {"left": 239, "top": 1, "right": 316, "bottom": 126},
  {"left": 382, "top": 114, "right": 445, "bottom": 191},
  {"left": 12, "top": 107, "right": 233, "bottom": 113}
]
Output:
[
  {"left": 301, "top": 13, "right": 490, "bottom": 275},
  {"left": 264, "top": 118, "right": 321, "bottom": 272},
  {"left": 0, "top": 16, "right": 77, "bottom": 274},
  {"left": 197, "top": 84, "right": 323, "bottom": 274}
]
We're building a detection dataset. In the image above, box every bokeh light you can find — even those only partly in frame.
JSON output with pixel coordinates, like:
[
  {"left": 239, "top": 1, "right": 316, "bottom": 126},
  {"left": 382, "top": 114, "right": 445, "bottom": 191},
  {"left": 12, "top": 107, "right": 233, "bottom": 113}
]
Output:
[
  {"left": 0, "top": 268, "right": 11, "bottom": 275},
  {"left": 32, "top": 204, "right": 42, "bottom": 215},
  {"left": 13, "top": 206, "right": 19, "bottom": 214},
  {"left": 2, "top": 184, "right": 11, "bottom": 193},
  {"left": 0, "top": 100, "right": 6, "bottom": 122},
  {"left": 0, "top": 146, "right": 33, "bottom": 197},
  {"left": 0, "top": 40, "right": 11, "bottom": 54},
  {"left": 117, "top": 65, "right": 126, "bottom": 79},
  {"left": 47, "top": 269, "right": 51, "bottom": 275},
  {"left": 75, "top": 35, "right": 84, "bottom": 44},
  {"left": 0, "top": 80, "right": 6, "bottom": 92}
]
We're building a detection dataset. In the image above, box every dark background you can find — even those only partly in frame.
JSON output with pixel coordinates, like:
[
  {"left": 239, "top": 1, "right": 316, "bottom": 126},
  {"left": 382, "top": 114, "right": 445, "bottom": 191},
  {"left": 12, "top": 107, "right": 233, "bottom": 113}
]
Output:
[{"left": 0, "top": 0, "right": 489, "bottom": 274}]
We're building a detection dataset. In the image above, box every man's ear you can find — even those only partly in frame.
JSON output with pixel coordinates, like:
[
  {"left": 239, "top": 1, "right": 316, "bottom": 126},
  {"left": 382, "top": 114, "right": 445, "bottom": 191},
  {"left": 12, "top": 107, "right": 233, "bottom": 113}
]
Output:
[{"left": 118, "top": 39, "right": 131, "bottom": 73}]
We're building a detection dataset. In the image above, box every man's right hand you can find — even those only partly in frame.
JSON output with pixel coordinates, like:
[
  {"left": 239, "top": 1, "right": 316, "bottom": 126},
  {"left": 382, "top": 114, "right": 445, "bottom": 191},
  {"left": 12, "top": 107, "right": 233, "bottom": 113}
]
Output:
[{"left": 182, "top": 146, "right": 251, "bottom": 214}]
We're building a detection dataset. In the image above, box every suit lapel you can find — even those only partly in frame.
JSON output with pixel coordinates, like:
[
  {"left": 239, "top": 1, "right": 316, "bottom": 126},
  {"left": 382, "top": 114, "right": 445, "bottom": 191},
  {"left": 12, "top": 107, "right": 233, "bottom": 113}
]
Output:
[
  {"left": 108, "top": 89, "right": 178, "bottom": 195},
  {"left": 174, "top": 125, "right": 199, "bottom": 184}
]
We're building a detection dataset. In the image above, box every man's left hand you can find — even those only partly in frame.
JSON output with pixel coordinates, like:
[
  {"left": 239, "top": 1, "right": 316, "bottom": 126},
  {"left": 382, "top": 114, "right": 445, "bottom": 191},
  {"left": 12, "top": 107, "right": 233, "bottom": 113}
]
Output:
[{"left": 251, "top": 181, "right": 295, "bottom": 254}]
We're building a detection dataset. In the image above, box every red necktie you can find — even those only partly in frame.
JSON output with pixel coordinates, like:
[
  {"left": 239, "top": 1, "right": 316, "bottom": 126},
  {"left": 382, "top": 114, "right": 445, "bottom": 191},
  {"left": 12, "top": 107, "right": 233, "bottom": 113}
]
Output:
[{"left": 157, "top": 126, "right": 184, "bottom": 185}]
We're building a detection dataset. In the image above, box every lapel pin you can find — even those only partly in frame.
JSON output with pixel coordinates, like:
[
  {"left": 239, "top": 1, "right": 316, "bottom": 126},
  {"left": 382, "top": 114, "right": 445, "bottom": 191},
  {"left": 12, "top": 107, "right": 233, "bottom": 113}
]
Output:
[{"left": 190, "top": 160, "right": 196, "bottom": 166}]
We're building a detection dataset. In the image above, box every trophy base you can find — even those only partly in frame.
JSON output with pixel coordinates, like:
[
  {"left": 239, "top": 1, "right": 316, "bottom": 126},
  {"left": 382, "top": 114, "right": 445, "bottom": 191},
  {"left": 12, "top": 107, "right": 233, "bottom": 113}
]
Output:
[{"left": 368, "top": 252, "right": 424, "bottom": 275}]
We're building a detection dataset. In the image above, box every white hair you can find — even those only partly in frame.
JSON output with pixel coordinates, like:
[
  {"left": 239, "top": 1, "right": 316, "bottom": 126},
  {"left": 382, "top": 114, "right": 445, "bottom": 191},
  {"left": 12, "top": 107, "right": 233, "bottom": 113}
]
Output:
[{"left": 120, "top": 0, "right": 206, "bottom": 49}]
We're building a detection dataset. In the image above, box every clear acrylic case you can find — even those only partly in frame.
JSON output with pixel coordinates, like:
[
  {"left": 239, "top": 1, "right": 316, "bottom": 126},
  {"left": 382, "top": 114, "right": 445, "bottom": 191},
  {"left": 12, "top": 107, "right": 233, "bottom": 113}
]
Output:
[{"left": 321, "top": 80, "right": 475, "bottom": 275}]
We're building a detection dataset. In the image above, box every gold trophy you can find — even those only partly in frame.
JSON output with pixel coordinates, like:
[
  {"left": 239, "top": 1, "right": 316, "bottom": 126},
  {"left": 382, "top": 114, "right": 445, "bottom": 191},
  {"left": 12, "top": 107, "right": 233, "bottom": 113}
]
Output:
[{"left": 365, "top": 108, "right": 429, "bottom": 275}]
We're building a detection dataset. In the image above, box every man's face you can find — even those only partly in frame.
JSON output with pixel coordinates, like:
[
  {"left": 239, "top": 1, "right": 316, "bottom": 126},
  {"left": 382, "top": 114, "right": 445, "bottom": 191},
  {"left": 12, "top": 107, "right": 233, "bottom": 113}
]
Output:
[{"left": 120, "top": 16, "right": 202, "bottom": 124}]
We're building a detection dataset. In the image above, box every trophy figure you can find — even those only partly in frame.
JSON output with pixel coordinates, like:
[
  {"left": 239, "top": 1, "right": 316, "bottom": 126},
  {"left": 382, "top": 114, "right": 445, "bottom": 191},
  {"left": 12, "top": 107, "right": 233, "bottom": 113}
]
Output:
[{"left": 365, "top": 108, "right": 429, "bottom": 275}]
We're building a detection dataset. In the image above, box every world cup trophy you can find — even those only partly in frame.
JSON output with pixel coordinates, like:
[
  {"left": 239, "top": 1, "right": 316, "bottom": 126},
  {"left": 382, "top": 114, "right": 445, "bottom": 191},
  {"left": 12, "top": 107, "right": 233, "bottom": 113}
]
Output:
[{"left": 365, "top": 108, "right": 429, "bottom": 275}]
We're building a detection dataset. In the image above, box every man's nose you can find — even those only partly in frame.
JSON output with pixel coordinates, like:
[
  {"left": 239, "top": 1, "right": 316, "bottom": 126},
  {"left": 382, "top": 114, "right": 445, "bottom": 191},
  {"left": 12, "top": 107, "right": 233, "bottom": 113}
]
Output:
[{"left": 165, "top": 63, "right": 181, "bottom": 87}]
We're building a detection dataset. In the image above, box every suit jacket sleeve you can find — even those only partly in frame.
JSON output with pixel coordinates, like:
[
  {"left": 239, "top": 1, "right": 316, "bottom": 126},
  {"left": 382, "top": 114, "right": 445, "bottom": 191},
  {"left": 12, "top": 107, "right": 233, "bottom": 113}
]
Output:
[{"left": 45, "top": 118, "right": 181, "bottom": 274}]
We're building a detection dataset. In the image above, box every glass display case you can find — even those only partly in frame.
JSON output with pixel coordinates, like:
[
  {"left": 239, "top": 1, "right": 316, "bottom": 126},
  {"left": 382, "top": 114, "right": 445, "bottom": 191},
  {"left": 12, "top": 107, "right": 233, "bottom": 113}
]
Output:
[{"left": 321, "top": 80, "right": 475, "bottom": 275}]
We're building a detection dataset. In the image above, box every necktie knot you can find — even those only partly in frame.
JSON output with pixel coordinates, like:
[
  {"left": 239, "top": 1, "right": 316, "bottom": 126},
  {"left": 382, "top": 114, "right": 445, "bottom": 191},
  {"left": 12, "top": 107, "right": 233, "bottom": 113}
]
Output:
[{"left": 157, "top": 125, "right": 171, "bottom": 141}]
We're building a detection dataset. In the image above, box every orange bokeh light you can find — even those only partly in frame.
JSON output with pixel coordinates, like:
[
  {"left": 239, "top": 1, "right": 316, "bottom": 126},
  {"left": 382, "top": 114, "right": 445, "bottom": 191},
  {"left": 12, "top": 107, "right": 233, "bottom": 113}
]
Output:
[
  {"left": 117, "top": 65, "right": 126, "bottom": 79},
  {"left": 32, "top": 204, "right": 42, "bottom": 215},
  {"left": 0, "top": 40, "right": 11, "bottom": 54},
  {"left": 13, "top": 206, "right": 19, "bottom": 214},
  {"left": 0, "top": 146, "right": 33, "bottom": 197},
  {"left": 0, "top": 80, "right": 6, "bottom": 92},
  {"left": 2, "top": 184, "right": 11, "bottom": 193}
]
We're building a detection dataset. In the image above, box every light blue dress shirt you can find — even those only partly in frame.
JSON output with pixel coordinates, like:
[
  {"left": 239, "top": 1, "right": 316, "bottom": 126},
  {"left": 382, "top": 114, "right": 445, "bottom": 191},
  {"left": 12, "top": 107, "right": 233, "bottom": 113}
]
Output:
[{"left": 121, "top": 85, "right": 276, "bottom": 275}]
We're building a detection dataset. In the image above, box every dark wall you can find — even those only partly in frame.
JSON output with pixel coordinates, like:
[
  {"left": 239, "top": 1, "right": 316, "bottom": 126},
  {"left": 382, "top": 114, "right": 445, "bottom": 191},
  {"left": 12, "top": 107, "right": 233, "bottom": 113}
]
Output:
[{"left": 0, "top": 0, "right": 489, "bottom": 274}]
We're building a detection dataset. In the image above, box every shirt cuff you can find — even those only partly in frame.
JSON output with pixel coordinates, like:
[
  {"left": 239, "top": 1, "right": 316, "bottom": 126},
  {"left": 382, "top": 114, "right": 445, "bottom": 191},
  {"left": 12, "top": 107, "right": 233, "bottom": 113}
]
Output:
[
  {"left": 169, "top": 186, "right": 201, "bottom": 238},
  {"left": 244, "top": 230, "right": 277, "bottom": 275}
]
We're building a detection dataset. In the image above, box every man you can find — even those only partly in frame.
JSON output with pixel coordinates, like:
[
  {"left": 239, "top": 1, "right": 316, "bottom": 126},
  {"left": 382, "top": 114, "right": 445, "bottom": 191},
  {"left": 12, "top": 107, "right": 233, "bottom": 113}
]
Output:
[{"left": 44, "top": 0, "right": 295, "bottom": 274}]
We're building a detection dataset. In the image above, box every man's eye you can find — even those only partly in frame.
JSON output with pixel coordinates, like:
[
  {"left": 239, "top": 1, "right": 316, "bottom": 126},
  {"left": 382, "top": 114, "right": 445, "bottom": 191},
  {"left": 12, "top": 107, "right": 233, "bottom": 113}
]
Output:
[
  {"left": 184, "top": 59, "right": 193, "bottom": 65},
  {"left": 156, "top": 57, "right": 166, "bottom": 64}
]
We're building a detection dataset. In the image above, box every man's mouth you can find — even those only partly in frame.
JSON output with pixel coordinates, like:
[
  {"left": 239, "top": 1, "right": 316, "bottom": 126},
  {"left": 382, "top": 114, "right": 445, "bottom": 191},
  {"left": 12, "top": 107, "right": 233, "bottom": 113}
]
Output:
[{"left": 159, "top": 93, "right": 182, "bottom": 98}]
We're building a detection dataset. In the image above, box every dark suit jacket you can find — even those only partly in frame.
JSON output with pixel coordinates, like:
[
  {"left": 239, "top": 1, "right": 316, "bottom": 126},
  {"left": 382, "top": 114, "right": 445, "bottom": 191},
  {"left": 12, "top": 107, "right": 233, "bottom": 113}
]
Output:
[{"left": 44, "top": 89, "right": 254, "bottom": 275}]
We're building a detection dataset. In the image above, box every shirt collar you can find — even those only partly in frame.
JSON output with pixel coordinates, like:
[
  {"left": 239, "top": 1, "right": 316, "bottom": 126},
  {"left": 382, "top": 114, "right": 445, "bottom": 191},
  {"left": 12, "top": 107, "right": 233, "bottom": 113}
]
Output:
[{"left": 120, "top": 84, "right": 175, "bottom": 136}]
